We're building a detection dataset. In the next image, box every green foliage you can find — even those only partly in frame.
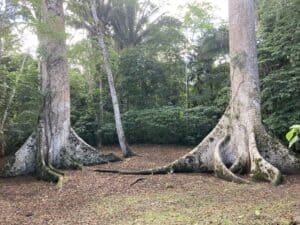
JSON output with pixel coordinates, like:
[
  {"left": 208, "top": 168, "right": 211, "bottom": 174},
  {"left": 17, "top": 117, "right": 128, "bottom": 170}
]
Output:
[
  {"left": 0, "top": 0, "right": 20, "bottom": 57},
  {"left": 124, "top": 106, "right": 222, "bottom": 145},
  {"left": 73, "top": 105, "right": 222, "bottom": 146},
  {"left": 189, "top": 26, "right": 230, "bottom": 107},
  {"left": 258, "top": 0, "right": 300, "bottom": 140},
  {"left": 0, "top": 55, "right": 39, "bottom": 152},
  {"left": 286, "top": 125, "right": 300, "bottom": 148},
  {"left": 183, "top": 1, "right": 214, "bottom": 33},
  {"left": 67, "top": 0, "right": 229, "bottom": 147},
  {"left": 119, "top": 47, "right": 175, "bottom": 110},
  {"left": 1, "top": 0, "right": 298, "bottom": 154}
]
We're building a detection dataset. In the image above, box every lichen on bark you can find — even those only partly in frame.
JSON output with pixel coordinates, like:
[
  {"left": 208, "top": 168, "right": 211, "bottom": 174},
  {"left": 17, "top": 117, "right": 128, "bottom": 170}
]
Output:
[{"left": 0, "top": 0, "right": 120, "bottom": 182}]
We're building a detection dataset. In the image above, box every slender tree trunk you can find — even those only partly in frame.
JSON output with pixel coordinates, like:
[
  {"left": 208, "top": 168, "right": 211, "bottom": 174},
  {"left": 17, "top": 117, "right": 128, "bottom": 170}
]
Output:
[
  {"left": 95, "top": 0, "right": 300, "bottom": 184},
  {"left": 0, "top": 132, "right": 4, "bottom": 157},
  {"left": 97, "top": 74, "right": 104, "bottom": 148},
  {"left": 0, "top": 37, "right": 3, "bottom": 60},
  {"left": 185, "top": 61, "right": 189, "bottom": 109},
  {"left": 92, "top": 68, "right": 103, "bottom": 148},
  {"left": 90, "top": 1, "right": 135, "bottom": 157}
]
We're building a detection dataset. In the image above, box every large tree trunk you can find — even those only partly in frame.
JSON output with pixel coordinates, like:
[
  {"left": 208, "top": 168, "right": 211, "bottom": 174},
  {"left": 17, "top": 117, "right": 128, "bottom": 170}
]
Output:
[
  {"left": 0, "top": 0, "right": 119, "bottom": 181},
  {"left": 95, "top": 0, "right": 300, "bottom": 185},
  {"left": 35, "top": 0, "right": 72, "bottom": 177},
  {"left": 90, "top": 1, "right": 135, "bottom": 158}
]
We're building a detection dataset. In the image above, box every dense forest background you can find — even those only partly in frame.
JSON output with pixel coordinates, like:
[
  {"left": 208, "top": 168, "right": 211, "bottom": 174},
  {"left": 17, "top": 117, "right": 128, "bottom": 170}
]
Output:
[{"left": 0, "top": 0, "right": 299, "bottom": 154}]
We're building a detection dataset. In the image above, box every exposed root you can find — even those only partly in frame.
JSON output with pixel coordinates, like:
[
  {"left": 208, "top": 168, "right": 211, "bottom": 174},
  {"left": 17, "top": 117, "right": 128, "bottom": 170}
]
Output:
[
  {"left": 95, "top": 163, "right": 174, "bottom": 175},
  {"left": 0, "top": 128, "right": 121, "bottom": 181},
  {"left": 94, "top": 168, "right": 120, "bottom": 174},
  {"left": 48, "top": 163, "right": 65, "bottom": 176},
  {"left": 123, "top": 144, "right": 137, "bottom": 158},
  {"left": 249, "top": 132, "right": 282, "bottom": 185},
  {"left": 229, "top": 158, "right": 244, "bottom": 174},
  {"left": 0, "top": 134, "right": 36, "bottom": 177},
  {"left": 95, "top": 108, "right": 230, "bottom": 176},
  {"left": 36, "top": 163, "right": 63, "bottom": 183},
  {"left": 186, "top": 108, "right": 231, "bottom": 171},
  {"left": 93, "top": 111, "right": 288, "bottom": 186},
  {"left": 69, "top": 128, "right": 121, "bottom": 165},
  {"left": 35, "top": 122, "right": 64, "bottom": 183},
  {"left": 213, "top": 135, "right": 249, "bottom": 184},
  {"left": 59, "top": 147, "right": 83, "bottom": 170},
  {"left": 92, "top": 107, "right": 296, "bottom": 186},
  {"left": 256, "top": 126, "right": 300, "bottom": 174}
]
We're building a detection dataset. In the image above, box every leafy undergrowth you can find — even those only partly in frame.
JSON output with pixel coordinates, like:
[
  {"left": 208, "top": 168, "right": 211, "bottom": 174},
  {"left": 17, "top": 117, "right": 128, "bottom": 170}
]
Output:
[{"left": 0, "top": 145, "right": 299, "bottom": 225}]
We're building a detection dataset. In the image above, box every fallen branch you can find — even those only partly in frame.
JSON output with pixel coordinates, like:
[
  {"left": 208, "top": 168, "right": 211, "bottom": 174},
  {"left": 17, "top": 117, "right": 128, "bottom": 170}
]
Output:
[{"left": 130, "top": 177, "right": 146, "bottom": 187}]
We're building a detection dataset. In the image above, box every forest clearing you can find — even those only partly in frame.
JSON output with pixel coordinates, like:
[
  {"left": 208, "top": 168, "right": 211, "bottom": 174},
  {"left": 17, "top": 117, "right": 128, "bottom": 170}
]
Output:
[
  {"left": 0, "top": 0, "right": 299, "bottom": 224},
  {"left": 1, "top": 145, "right": 300, "bottom": 225}
]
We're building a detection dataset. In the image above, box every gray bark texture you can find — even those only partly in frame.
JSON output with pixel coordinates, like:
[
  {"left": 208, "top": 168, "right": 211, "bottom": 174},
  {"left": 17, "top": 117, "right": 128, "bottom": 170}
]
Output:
[
  {"left": 95, "top": 0, "right": 300, "bottom": 185},
  {"left": 0, "top": 0, "right": 119, "bottom": 182},
  {"left": 90, "top": 1, "right": 135, "bottom": 158}
]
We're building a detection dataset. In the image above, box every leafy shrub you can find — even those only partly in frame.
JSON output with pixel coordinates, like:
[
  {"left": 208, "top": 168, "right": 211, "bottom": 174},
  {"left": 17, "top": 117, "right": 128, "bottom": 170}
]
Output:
[
  {"left": 74, "top": 106, "right": 223, "bottom": 146},
  {"left": 286, "top": 125, "right": 300, "bottom": 152}
]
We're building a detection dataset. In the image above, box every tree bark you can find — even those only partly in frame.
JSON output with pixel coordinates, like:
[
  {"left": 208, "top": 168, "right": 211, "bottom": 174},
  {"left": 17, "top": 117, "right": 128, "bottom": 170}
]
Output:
[
  {"left": 96, "top": 72, "right": 104, "bottom": 148},
  {"left": 0, "top": 133, "right": 5, "bottom": 157},
  {"left": 38, "top": 0, "right": 72, "bottom": 167},
  {"left": 0, "top": 0, "right": 119, "bottom": 181},
  {"left": 95, "top": 0, "right": 300, "bottom": 184},
  {"left": 0, "top": 37, "right": 3, "bottom": 60},
  {"left": 90, "top": 1, "right": 135, "bottom": 158}
]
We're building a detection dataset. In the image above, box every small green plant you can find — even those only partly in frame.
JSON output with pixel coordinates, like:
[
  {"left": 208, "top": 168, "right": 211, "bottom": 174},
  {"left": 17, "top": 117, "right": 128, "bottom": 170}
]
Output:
[{"left": 286, "top": 125, "right": 300, "bottom": 148}]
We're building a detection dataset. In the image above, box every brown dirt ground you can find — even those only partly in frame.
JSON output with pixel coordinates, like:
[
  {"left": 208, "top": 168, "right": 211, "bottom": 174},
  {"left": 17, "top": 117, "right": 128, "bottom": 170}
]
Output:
[{"left": 0, "top": 145, "right": 299, "bottom": 225}]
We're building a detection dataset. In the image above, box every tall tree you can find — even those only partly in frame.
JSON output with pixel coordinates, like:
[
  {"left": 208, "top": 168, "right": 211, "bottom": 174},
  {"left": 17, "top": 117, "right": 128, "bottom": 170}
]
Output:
[
  {"left": 90, "top": 0, "right": 135, "bottom": 157},
  {"left": 96, "top": 0, "right": 300, "bottom": 184},
  {"left": 68, "top": 39, "right": 106, "bottom": 147},
  {"left": 0, "top": 0, "right": 119, "bottom": 182},
  {"left": 68, "top": 0, "right": 135, "bottom": 157}
]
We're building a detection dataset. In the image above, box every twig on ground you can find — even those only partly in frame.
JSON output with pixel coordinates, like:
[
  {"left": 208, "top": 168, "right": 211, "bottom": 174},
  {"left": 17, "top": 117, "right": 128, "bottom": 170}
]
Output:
[{"left": 130, "top": 177, "right": 146, "bottom": 187}]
